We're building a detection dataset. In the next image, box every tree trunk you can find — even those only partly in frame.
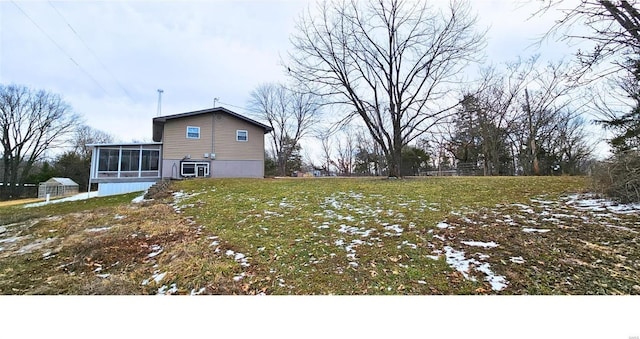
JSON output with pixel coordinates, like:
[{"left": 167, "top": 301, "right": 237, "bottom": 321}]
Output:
[
  {"left": 277, "top": 154, "right": 287, "bottom": 177},
  {"left": 525, "top": 88, "right": 540, "bottom": 176},
  {"left": 531, "top": 137, "right": 540, "bottom": 175},
  {"left": 388, "top": 146, "right": 402, "bottom": 178}
]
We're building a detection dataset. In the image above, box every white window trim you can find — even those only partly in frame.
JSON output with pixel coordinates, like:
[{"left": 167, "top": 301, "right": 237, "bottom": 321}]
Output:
[
  {"left": 180, "top": 162, "right": 210, "bottom": 177},
  {"left": 180, "top": 163, "right": 195, "bottom": 177},
  {"left": 186, "top": 126, "right": 200, "bottom": 139},
  {"left": 236, "top": 129, "right": 248, "bottom": 142}
]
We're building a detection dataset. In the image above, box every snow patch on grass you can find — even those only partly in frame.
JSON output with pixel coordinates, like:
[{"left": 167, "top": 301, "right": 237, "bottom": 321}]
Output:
[
  {"left": 147, "top": 245, "right": 163, "bottom": 258},
  {"left": 233, "top": 272, "right": 246, "bottom": 282},
  {"left": 18, "top": 237, "right": 57, "bottom": 254},
  {"left": 475, "top": 263, "right": 508, "bottom": 291},
  {"left": 522, "top": 228, "right": 551, "bottom": 233},
  {"left": 461, "top": 241, "right": 498, "bottom": 248},
  {"left": 436, "top": 222, "right": 451, "bottom": 229},
  {"left": 563, "top": 193, "right": 640, "bottom": 214},
  {"left": 171, "top": 191, "right": 204, "bottom": 213},
  {"left": 226, "top": 249, "right": 250, "bottom": 267},
  {"left": 24, "top": 191, "right": 99, "bottom": 208},
  {"left": 190, "top": 287, "right": 206, "bottom": 295},
  {"left": 511, "top": 203, "right": 535, "bottom": 214},
  {"left": 397, "top": 240, "right": 417, "bottom": 250},
  {"left": 131, "top": 193, "right": 147, "bottom": 203},
  {"left": 85, "top": 226, "right": 111, "bottom": 233},
  {"left": 337, "top": 224, "right": 374, "bottom": 237},
  {"left": 0, "top": 236, "right": 23, "bottom": 245},
  {"left": 383, "top": 224, "right": 403, "bottom": 234},
  {"left": 443, "top": 246, "right": 474, "bottom": 280},
  {"left": 157, "top": 283, "right": 178, "bottom": 295},
  {"left": 142, "top": 271, "right": 167, "bottom": 286},
  {"left": 443, "top": 246, "right": 507, "bottom": 291},
  {"left": 510, "top": 256, "right": 525, "bottom": 264}
]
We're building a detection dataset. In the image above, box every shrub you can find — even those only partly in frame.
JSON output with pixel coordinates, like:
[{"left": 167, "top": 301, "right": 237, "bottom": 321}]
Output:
[{"left": 592, "top": 150, "right": 640, "bottom": 203}]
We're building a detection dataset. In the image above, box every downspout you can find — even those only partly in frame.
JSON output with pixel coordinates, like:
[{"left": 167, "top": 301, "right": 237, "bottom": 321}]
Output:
[
  {"left": 211, "top": 112, "right": 216, "bottom": 177},
  {"left": 158, "top": 141, "right": 164, "bottom": 179}
]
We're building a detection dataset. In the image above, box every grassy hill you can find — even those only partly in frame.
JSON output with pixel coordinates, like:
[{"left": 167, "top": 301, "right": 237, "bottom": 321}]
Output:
[{"left": 1, "top": 176, "right": 638, "bottom": 295}]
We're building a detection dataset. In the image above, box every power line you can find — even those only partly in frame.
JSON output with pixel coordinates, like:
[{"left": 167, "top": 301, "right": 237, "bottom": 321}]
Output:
[
  {"left": 47, "top": 1, "right": 135, "bottom": 102},
  {"left": 218, "top": 100, "right": 252, "bottom": 113},
  {"left": 11, "top": 1, "right": 110, "bottom": 96}
]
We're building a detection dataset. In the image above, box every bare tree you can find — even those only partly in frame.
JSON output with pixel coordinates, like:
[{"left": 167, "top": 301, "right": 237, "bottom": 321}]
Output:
[
  {"left": 287, "top": 0, "right": 485, "bottom": 177},
  {"left": 0, "top": 84, "right": 79, "bottom": 198},
  {"left": 249, "top": 82, "right": 320, "bottom": 176},
  {"left": 334, "top": 131, "right": 356, "bottom": 176},
  {"left": 517, "top": 60, "right": 579, "bottom": 175},
  {"left": 73, "top": 125, "right": 113, "bottom": 159},
  {"left": 471, "top": 60, "right": 536, "bottom": 175},
  {"left": 317, "top": 130, "right": 334, "bottom": 175},
  {"left": 445, "top": 56, "right": 592, "bottom": 175},
  {"left": 551, "top": 115, "right": 595, "bottom": 175},
  {"left": 537, "top": 0, "right": 640, "bottom": 81}
]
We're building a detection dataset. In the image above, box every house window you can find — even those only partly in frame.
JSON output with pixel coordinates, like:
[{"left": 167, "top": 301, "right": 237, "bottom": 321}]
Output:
[
  {"left": 236, "top": 130, "right": 248, "bottom": 142},
  {"left": 181, "top": 163, "right": 196, "bottom": 176},
  {"left": 186, "top": 126, "right": 200, "bottom": 139},
  {"left": 181, "top": 162, "right": 209, "bottom": 177}
]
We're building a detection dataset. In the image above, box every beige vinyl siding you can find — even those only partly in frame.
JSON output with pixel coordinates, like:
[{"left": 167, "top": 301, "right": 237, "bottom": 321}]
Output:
[
  {"left": 162, "top": 114, "right": 213, "bottom": 160},
  {"left": 213, "top": 114, "right": 265, "bottom": 160}
]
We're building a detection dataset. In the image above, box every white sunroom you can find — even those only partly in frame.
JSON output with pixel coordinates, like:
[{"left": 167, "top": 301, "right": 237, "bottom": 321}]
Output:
[{"left": 88, "top": 143, "right": 162, "bottom": 196}]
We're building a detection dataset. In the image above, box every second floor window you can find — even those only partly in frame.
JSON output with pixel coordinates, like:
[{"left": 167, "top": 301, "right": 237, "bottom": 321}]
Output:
[
  {"left": 236, "top": 130, "right": 248, "bottom": 142},
  {"left": 186, "top": 126, "right": 200, "bottom": 139}
]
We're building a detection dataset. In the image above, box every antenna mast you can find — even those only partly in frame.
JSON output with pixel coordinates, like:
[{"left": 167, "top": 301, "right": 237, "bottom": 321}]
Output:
[{"left": 157, "top": 89, "right": 164, "bottom": 116}]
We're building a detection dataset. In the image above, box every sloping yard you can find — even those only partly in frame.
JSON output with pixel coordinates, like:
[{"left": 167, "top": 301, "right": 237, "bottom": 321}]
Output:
[{"left": 0, "top": 176, "right": 638, "bottom": 294}]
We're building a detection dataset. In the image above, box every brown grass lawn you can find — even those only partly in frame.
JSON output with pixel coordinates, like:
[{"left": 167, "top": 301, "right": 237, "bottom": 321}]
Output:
[
  {"left": 0, "top": 198, "right": 43, "bottom": 207},
  {"left": 0, "top": 176, "right": 638, "bottom": 295}
]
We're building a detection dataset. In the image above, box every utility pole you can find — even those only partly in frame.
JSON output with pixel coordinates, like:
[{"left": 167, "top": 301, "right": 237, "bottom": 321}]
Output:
[
  {"left": 213, "top": 97, "right": 219, "bottom": 107},
  {"left": 157, "top": 89, "right": 164, "bottom": 117}
]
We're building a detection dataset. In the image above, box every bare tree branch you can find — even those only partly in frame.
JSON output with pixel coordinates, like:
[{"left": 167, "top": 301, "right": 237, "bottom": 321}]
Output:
[
  {"left": 249, "top": 82, "right": 321, "bottom": 176},
  {"left": 0, "top": 84, "right": 80, "bottom": 198},
  {"left": 287, "top": 0, "right": 485, "bottom": 177}
]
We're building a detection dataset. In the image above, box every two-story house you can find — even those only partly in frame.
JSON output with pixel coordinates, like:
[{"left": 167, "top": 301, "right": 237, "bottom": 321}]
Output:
[{"left": 88, "top": 107, "right": 272, "bottom": 196}]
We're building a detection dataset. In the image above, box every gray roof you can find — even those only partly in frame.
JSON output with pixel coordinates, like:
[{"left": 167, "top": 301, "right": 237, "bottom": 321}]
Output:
[
  {"left": 45, "top": 177, "right": 79, "bottom": 186},
  {"left": 86, "top": 142, "right": 163, "bottom": 148},
  {"left": 152, "top": 107, "right": 272, "bottom": 142}
]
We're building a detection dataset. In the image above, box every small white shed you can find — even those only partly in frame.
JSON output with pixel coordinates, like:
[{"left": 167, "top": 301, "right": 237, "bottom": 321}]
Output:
[{"left": 38, "top": 177, "right": 80, "bottom": 199}]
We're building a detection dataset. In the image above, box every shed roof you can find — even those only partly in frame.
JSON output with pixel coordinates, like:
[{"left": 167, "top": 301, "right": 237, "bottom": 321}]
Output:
[{"left": 45, "top": 177, "right": 79, "bottom": 186}]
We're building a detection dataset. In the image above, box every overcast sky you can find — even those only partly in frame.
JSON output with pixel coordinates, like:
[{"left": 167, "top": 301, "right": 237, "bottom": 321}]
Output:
[{"left": 1, "top": 0, "right": 607, "bottom": 158}]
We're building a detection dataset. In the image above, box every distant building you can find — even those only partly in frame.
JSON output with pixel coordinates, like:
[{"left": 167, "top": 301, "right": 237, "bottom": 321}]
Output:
[{"left": 38, "top": 177, "right": 79, "bottom": 198}]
